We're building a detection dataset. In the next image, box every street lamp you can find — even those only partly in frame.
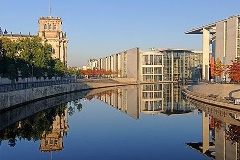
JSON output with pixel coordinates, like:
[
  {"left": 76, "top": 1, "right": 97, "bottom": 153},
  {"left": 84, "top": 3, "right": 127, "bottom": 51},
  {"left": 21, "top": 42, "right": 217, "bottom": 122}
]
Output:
[{"left": 31, "top": 61, "right": 34, "bottom": 87}]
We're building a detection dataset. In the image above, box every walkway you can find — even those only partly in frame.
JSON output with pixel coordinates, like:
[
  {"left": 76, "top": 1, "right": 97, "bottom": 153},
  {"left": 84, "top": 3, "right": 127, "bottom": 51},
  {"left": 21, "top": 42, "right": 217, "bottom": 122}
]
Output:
[{"left": 182, "top": 83, "right": 240, "bottom": 111}]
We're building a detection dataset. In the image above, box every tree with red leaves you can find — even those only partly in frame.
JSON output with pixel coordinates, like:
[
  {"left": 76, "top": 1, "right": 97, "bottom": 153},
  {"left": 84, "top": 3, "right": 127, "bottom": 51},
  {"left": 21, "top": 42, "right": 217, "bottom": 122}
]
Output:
[
  {"left": 227, "top": 59, "right": 240, "bottom": 83},
  {"left": 226, "top": 124, "right": 240, "bottom": 144}
]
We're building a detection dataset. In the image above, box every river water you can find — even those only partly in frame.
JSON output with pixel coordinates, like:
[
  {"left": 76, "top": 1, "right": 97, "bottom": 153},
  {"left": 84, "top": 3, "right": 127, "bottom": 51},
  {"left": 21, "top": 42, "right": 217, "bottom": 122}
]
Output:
[{"left": 0, "top": 83, "right": 239, "bottom": 160}]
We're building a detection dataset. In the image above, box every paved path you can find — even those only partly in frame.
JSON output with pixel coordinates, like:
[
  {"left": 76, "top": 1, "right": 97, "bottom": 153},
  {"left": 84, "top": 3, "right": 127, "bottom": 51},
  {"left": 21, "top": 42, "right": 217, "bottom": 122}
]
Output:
[{"left": 183, "top": 83, "right": 240, "bottom": 111}]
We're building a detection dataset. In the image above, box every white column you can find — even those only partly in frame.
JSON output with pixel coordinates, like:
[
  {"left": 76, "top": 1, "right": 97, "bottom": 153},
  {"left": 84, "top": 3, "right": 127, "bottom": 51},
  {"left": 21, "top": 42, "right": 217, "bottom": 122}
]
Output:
[{"left": 202, "top": 28, "right": 210, "bottom": 80}]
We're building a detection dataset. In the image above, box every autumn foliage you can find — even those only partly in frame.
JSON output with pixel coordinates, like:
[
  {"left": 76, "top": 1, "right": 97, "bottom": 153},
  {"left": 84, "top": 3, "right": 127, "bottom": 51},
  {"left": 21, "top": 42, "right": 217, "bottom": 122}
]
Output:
[
  {"left": 79, "top": 68, "right": 121, "bottom": 78},
  {"left": 226, "top": 124, "right": 240, "bottom": 144},
  {"left": 227, "top": 59, "right": 240, "bottom": 83},
  {"left": 213, "top": 58, "right": 224, "bottom": 77},
  {"left": 211, "top": 58, "right": 240, "bottom": 83}
]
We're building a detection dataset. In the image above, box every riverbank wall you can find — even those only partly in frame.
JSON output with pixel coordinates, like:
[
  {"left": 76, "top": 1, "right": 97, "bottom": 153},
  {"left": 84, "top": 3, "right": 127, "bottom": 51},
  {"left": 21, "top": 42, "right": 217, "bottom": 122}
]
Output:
[
  {"left": 0, "top": 78, "right": 137, "bottom": 111},
  {"left": 183, "top": 83, "right": 240, "bottom": 111}
]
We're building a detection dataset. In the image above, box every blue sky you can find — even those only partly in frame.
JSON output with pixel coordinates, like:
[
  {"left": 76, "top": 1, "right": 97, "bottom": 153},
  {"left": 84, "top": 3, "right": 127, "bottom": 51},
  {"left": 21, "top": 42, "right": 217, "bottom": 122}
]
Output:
[{"left": 0, "top": 0, "right": 239, "bottom": 66}]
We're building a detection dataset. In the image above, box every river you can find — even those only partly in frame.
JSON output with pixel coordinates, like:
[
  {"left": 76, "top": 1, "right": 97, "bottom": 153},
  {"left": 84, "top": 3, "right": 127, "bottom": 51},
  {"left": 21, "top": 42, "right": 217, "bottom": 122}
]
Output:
[{"left": 0, "top": 83, "right": 238, "bottom": 160}]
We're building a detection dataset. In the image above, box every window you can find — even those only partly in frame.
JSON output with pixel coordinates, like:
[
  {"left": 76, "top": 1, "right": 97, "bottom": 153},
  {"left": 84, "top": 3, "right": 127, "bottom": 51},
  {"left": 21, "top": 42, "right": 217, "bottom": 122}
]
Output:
[
  {"left": 154, "top": 84, "right": 162, "bottom": 90},
  {"left": 52, "top": 48, "right": 55, "bottom": 53},
  {"left": 44, "top": 24, "right": 47, "bottom": 29},
  {"left": 142, "top": 67, "right": 153, "bottom": 74},
  {"left": 154, "top": 67, "right": 162, "bottom": 74},
  {"left": 49, "top": 24, "right": 52, "bottom": 29},
  {"left": 143, "top": 84, "right": 153, "bottom": 91},
  {"left": 53, "top": 24, "right": 56, "bottom": 30},
  {"left": 142, "top": 92, "right": 153, "bottom": 99},
  {"left": 154, "top": 75, "right": 162, "bottom": 81},
  {"left": 154, "top": 55, "right": 162, "bottom": 65},
  {"left": 154, "top": 92, "right": 162, "bottom": 98},
  {"left": 144, "top": 101, "right": 153, "bottom": 111},
  {"left": 143, "top": 75, "right": 153, "bottom": 82}
]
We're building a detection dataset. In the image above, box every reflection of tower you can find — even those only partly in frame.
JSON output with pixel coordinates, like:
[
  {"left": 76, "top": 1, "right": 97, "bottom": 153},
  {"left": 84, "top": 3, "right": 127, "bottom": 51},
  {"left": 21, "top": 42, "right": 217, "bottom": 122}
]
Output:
[{"left": 40, "top": 108, "right": 69, "bottom": 152}]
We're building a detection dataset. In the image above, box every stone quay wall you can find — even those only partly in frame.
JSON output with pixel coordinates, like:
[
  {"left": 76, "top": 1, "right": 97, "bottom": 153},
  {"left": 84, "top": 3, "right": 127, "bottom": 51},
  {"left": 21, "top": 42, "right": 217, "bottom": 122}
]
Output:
[
  {"left": 0, "top": 82, "right": 89, "bottom": 111},
  {"left": 0, "top": 78, "right": 138, "bottom": 111},
  {"left": 183, "top": 83, "right": 240, "bottom": 111}
]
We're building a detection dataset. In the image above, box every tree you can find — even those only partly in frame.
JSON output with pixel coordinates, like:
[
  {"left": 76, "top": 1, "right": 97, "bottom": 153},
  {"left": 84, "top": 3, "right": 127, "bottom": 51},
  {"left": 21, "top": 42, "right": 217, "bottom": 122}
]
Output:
[
  {"left": 54, "top": 59, "right": 66, "bottom": 77},
  {"left": 7, "top": 63, "right": 17, "bottom": 81},
  {"left": 214, "top": 58, "right": 223, "bottom": 77},
  {"left": 0, "top": 37, "right": 17, "bottom": 58},
  {"left": 226, "top": 124, "right": 240, "bottom": 144},
  {"left": 227, "top": 59, "right": 240, "bottom": 83}
]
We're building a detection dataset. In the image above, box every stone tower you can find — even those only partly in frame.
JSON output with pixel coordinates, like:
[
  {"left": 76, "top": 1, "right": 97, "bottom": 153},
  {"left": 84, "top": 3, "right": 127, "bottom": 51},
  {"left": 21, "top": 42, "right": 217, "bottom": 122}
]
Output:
[{"left": 38, "top": 17, "right": 68, "bottom": 66}]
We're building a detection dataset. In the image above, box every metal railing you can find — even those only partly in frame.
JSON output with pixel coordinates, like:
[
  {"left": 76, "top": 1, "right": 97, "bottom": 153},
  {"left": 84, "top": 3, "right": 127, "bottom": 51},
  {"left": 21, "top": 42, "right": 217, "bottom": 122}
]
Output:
[{"left": 0, "top": 79, "right": 77, "bottom": 93}]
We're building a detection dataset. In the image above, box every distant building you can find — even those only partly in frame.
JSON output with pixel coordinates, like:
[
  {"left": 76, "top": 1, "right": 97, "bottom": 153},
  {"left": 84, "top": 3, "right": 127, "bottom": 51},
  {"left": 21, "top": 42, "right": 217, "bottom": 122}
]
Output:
[
  {"left": 0, "top": 16, "right": 68, "bottom": 65},
  {"left": 185, "top": 15, "right": 240, "bottom": 81},
  {"left": 88, "top": 59, "right": 98, "bottom": 69},
  {"left": 94, "top": 47, "right": 202, "bottom": 83}
]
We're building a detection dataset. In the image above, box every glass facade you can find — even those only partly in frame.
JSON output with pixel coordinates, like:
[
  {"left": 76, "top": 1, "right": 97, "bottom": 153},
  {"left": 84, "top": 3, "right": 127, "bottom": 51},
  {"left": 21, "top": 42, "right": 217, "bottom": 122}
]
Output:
[
  {"left": 141, "top": 53, "right": 163, "bottom": 82},
  {"left": 141, "top": 84, "right": 164, "bottom": 113},
  {"left": 162, "top": 50, "right": 202, "bottom": 82}
]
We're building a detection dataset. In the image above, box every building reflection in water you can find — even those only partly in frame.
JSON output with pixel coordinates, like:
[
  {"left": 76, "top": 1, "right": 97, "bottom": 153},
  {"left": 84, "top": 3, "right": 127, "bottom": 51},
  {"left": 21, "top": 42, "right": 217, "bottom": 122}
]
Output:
[
  {"left": 0, "top": 83, "right": 195, "bottom": 155},
  {"left": 86, "top": 83, "right": 196, "bottom": 119},
  {"left": 39, "top": 108, "right": 69, "bottom": 152},
  {"left": 0, "top": 103, "right": 70, "bottom": 155},
  {"left": 185, "top": 99, "right": 240, "bottom": 160}
]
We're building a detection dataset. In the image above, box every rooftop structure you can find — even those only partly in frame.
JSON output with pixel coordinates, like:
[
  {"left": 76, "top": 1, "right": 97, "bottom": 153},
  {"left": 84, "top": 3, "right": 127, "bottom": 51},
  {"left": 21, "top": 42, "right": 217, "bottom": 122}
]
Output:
[{"left": 185, "top": 15, "right": 240, "bottom": 81}]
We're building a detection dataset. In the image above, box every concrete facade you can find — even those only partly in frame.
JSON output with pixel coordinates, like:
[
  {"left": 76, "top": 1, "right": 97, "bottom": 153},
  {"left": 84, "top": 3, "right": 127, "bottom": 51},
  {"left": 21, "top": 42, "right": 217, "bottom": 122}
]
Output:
[
  {"left": 94, "top": 47, "right": 202, "bottom": 83},
  {"left": 186, "top": 15, "right": 240, "bottom": 81}
]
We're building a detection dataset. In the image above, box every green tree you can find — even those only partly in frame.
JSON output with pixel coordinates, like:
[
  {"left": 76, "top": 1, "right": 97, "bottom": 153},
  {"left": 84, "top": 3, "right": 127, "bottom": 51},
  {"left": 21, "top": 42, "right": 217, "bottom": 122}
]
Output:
[
  {"left": 7, "top": 63, "right": 17, "bottom": 81},
  {"left": 54, "top": 59, "right": 66, "bottom": 77},
  {"left": 0, "top": 37, "right": 17, "bottom": 58}
]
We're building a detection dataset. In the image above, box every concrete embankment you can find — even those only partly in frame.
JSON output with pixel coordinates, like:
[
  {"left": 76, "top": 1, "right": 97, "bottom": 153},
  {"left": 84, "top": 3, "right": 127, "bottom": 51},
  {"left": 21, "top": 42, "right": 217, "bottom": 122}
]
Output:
[
  {"left": 0, "top": 78, "right": 137, "bottom": 111},
  {"left": 0, "top": 90, "right": 89, "bottom": 130},
  {"left": 80, "top": 78, "right": 137, "bottom": 88},
  {"left": 183, "top": 83, "right": 240, "bottom": 111}
]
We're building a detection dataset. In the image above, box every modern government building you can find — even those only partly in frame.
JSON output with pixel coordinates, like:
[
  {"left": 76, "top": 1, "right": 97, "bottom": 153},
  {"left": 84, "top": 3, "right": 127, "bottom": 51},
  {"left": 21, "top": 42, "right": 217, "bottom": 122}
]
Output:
[
  {"left": 89, "top": 48, "right": 203, "bottom": 83},
  {"left": 186, "top": 15, "right": 240, "bottom": 81},
  {"left": 88, "top": 15, "right": 240, "bottom": 83}
]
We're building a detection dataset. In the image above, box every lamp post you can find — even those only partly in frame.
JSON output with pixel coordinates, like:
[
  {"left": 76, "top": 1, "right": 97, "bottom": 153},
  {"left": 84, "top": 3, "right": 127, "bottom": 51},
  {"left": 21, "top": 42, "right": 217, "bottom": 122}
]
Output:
[{"left": 31, "top": 61, "right": 34, "bottom": 87}]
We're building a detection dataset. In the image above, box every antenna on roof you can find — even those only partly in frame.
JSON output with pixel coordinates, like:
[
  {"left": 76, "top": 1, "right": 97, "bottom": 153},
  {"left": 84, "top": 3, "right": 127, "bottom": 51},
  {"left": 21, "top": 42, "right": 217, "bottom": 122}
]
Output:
[{"left": 49, "top": 0, "right": 52, "bottom": 17}]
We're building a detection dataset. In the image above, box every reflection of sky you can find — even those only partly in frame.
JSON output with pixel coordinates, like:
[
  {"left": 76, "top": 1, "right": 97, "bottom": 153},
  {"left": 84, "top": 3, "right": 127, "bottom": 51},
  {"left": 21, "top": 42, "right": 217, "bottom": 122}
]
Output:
[{"left": 0, "top": 98, "right": 206, "bottom": 160}]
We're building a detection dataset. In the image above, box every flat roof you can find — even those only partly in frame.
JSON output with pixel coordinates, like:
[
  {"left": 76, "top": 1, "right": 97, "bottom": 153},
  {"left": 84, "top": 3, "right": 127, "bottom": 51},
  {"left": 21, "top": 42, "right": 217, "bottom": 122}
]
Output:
[
  {"left": 185, "top": 15, "right": 240, "bottom": 34},
  {"left": 39, "top": 16, "right": 62, "bottom": 20},
  {"left": 154, "top": 48, "right": 194, "bottom": 52},
  {"left": 0, "top": 33, "right": 36, "bottom": 37}
]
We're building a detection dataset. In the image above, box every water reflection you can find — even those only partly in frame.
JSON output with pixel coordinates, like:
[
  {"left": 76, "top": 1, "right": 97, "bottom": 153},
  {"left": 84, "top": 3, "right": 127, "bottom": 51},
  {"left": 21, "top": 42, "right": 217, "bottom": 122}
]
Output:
[
  {"left": 40, "top": 107, "right": 68, "bottom": 152},
  {"left": 0, "top": 83, "right": 203, "bottom": 159},
  {"left": 0, "top": 103, "right": 68, "bottom": 149},
  {"left": 186, "top": 99, "right": 240, "bottom": 159},
  {"left": 86, "top": 83, "right": 195, "bottom": 119},
  {"left": 0, "top": 90, "right": 88, "bottom": 152}
]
